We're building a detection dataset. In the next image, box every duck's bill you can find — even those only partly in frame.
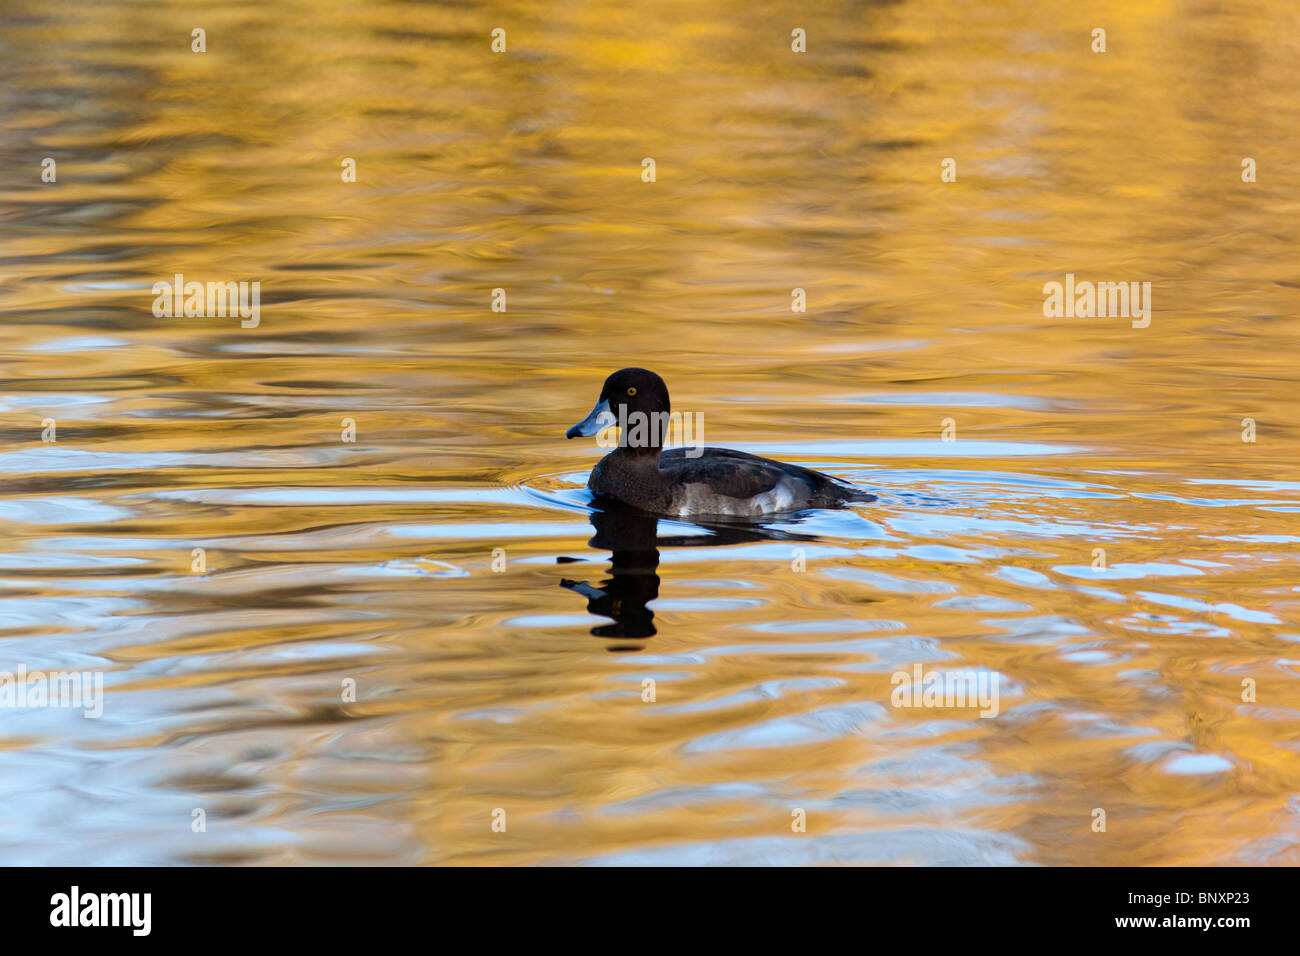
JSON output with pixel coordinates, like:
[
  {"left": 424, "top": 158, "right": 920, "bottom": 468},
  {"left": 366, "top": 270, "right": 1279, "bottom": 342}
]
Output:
[{"left": 566, "top": 398, "right": 616, "bottom": 439}]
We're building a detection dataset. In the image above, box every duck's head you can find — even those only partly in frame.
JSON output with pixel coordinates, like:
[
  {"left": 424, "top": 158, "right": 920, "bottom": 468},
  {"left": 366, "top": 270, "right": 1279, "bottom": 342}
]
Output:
[{"left": 566, "top": 368, "right": 671, "bottom": 439}]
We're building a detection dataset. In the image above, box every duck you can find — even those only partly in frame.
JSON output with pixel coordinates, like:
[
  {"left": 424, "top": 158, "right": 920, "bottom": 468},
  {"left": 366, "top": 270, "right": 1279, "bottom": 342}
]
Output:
[{"left": 565, "top": 368, "right": 875, "bottom": 516}]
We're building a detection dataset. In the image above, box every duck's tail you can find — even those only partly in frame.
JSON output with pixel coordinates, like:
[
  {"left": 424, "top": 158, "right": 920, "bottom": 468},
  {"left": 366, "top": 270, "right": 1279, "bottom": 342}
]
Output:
[{"left": 815, "top": 476, "right": 876, "bottom": 506}]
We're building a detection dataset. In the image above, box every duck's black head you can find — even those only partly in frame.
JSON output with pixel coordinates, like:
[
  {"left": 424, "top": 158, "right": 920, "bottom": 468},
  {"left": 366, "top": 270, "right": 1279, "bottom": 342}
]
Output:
[{"left": 566, "top": 368, "right": 671, "bottom": 441}]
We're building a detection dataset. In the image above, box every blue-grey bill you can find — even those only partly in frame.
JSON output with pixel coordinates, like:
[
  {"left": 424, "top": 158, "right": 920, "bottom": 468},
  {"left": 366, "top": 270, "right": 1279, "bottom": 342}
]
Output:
[{"left": 566, "top": 398, "right": 615, "bottom": 439}]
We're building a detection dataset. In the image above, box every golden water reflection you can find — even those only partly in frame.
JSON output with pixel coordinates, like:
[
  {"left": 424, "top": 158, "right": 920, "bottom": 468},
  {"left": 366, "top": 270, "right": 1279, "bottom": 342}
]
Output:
[{"left": 0, "top": 0, "right": 1297, "bottom": 864}]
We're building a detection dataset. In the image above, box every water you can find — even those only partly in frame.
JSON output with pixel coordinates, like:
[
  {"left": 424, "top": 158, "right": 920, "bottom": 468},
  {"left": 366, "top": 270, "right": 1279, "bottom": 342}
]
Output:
[{"left": 1, "top": 0, "right": 1298, "bottom": 865}]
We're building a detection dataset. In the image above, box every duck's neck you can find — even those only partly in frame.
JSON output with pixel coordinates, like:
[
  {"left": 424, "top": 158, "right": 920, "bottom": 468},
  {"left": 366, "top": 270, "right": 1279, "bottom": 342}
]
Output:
[
  {"left": 615, "top": 409, "right": 666, "bottom": 456},
  {"left": 610, "top": 444, "right": 662, "bottom": 465}
]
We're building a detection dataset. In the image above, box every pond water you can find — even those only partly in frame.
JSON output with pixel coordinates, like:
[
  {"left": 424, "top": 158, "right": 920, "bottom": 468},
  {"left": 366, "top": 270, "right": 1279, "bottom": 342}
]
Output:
[{"left": 1, "top": 0, "right": 1298, "bottom": 864}]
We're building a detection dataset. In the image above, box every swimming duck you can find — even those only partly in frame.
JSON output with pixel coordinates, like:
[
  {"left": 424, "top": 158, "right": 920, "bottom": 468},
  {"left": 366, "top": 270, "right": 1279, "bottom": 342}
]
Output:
[{"left": 565, "top": 368, "right": 875, "bottom": 516}]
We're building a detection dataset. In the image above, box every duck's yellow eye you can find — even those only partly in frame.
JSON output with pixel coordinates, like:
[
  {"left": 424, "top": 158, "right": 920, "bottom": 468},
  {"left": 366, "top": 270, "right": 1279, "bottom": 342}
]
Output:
[{"left": 627, "top": 386, "right": 637, "bottom": 396}]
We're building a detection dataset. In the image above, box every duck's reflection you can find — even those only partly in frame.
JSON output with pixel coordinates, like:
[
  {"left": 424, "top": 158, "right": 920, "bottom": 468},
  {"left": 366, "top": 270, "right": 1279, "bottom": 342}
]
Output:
[{"left": 559, "top": 502, "right": 817, "bottom": 647}]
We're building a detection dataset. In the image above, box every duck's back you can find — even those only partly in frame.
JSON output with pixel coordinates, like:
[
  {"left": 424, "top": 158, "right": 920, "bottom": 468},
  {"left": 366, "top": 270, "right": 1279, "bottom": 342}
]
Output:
[{"left": 659, "top": 446, "right": 872, "bottom": 516}]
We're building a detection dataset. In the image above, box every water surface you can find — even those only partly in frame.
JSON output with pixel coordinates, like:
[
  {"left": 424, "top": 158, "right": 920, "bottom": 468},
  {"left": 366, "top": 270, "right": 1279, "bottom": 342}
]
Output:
[{"left": 1, "top": 0, "right": 1299, "bottom": 865}]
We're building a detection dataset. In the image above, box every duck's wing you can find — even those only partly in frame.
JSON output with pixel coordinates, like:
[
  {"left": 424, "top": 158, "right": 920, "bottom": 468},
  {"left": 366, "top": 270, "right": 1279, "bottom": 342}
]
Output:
[
  {"left": 661, "top": 446, "right": 868, "bottom": 504},
  {"left": 659, "top": 446, "right": 789, "bottom": 499}
]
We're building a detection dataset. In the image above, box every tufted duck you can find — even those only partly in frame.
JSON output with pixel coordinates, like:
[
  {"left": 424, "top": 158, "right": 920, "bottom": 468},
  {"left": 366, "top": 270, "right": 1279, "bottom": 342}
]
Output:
[{"left": 565, "top": 368, "right": 875, "bottom": 516}]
